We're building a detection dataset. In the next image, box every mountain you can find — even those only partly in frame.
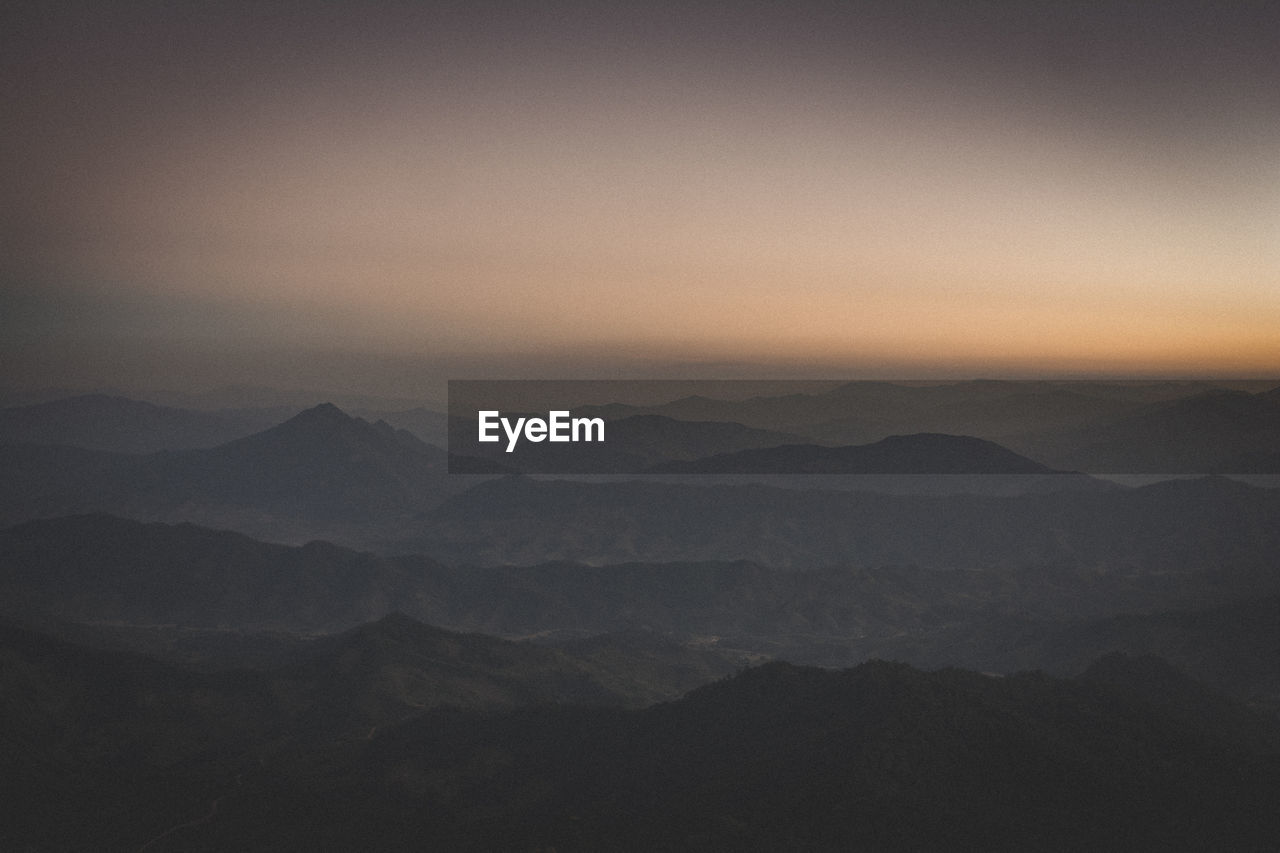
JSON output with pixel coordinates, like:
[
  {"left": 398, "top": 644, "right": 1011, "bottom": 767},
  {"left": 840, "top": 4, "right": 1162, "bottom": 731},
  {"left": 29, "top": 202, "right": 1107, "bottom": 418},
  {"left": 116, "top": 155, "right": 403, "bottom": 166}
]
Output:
[
  {"left": 1, "top": 514, "right": 962, "bottom": 640},
  {"left": 353, "top": 405, "right": 449, "bottom": 446},
  {"left": 1013, "top": 387, "right": 1280, "bottom": 473},
  {"left": 342, "top": 658, "right": 1280, "bottom": 851},
  {"left": 0, "top": 513, "right": 426, "bottom": 631},
  {"left": 6, "top": 623, "right": 1278, "bottom": 851},
  {"left": 284, "top": 613, "right": 734, "bottom": 736},
  {"left": 157, "top": 403, "right": 448, "bottom": 517},
  {"left": 0, "top": 612, "right": 736, "bottom": 743},
  {"left": 0, "top": 394, "right": 281, "bottom": 452},
  {"left": 563, "top": 381, "right": 1280, "bottom": 470},
  {"left": 412, "top": 473, "right": 1280, "bottom": 578},
  {"left": 141, "top": 384, "right": 440, "bottom": 413},
  {"left": 0, "top": 612, "right": 738, "bottom": 849},
  {"left": 1080, "top": 651, "right": 1279, "bottom": 747},
  {"left": 9, "top": 507, "right": 1279, "bottom": 681},
  {"left": 860, "top": 595, "right": 1280, "bottom": 713},
  {"left": 650, "top": 432, "right": 1061, "bottom": 474},
  {"left": 0, "top": 403, "right": 481, "bottom": 540},
  {"left": 573, "top": 379, "right": 1237, "bottom": 440},
  {"left": 795, "top": 379, "right": 1267, "bottom": 444},
  {"left": 0, "top": 442, "right": 128, "bottom": 523}
]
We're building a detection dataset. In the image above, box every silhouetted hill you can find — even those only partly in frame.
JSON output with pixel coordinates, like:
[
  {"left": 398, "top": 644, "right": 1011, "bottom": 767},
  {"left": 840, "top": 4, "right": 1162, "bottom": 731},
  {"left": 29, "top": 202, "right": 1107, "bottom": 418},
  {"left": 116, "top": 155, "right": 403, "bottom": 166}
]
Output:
[
  {"left": 7, "top": 624, "right": 1277, "bottom": 851},
  {"left": 0, "top": 394, "right": 279, "bottom": 452},
  {"left": 1015, "top": 387, "right": 1280, "bottom": 473},
  {"left": 650, "top": 432, "right": 1060, "bottom": 474},
  {"left": 1080, "top": 651, "right": 1279, "bottom": 748},
  {"left": 565, "top": 381, "right": 1280, "bottom": 471},
  {"left": 296, "top": 612, "right": 622, "bottom": 711},
  {"left": 0, "top": 612, "right": 732, "bottom": 746},
  {"left": 281, "top": 613, "right": 734, "bottom": 737},
  {"left": 0, "top": 442, "right": 129, "bottom": 523},
  {"left": 142, "top": 403, "right": 451, "bottom": 520},
  {"left": 341, "top": 657, "right": 1280, "bottom": 851},
  {"left": 865, "top": 595, "right": 1280, "bottom": 713},
  {"left": 0, "top": 513, "right": 423, "bottom": 631},
  {"left": 0, "top": 611, "right": 740, "bottom": 849},
  {"left": 0, "top": 515, "right": 950, "bottom": 639},
  {"left": 550, "top": 629, "right": 747, "bottom": 703},
  {"left": 7, "top": 503, "right": 1280, "bottom": 714},
  {"left": 194, "top": 402, "right": 446, "bottom": 495},
  {"left": 797, "top": 380, "right": 1148, "bottom": 445},
  {"left": 576, "top": 379, "right": 1233, "bottom": 441}
]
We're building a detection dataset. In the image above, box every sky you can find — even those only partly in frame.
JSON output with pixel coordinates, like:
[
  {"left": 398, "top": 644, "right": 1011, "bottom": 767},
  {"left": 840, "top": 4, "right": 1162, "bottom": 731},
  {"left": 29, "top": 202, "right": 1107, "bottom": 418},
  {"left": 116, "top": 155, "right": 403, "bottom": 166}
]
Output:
[{"left": 3, "top": 0, "right": 1278, "bottom": 399}]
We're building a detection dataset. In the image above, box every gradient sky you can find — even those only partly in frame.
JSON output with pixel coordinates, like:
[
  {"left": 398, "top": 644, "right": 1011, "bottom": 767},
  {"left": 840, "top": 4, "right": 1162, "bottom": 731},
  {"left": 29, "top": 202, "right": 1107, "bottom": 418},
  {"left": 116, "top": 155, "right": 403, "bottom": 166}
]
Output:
[{"left": 3, "top": 0, "right": 1278, "bottom": 397}]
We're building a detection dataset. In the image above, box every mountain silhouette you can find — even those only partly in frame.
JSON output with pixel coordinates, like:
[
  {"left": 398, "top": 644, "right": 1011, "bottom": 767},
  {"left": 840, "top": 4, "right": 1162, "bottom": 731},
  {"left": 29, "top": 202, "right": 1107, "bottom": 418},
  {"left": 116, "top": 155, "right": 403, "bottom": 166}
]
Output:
[
  {"left": 356, "top": 656, "right": 1280, "bottom": 851},
  {"left": 0, "top": 394, "right": 278, "bottom": 452},
  {"left": 414, "top": 473, "right": 1280, "bottom": 579},
  {"left": 649, "top": 432, "right": 1060, "bottom": 474},
  {"left": 7, "top": 614, "right": 1276, "bottom": 852},
  {"left": 1017, "top": 387, "right": 1280, "bottom": 473},
  {"left": 0, "top": 404, "right": 474, "bottom": 536}
]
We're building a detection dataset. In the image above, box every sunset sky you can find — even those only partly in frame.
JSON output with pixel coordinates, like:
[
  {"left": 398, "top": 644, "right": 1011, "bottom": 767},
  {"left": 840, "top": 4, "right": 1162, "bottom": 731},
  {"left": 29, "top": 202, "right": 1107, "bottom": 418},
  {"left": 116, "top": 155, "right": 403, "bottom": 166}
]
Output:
[{"left": 3, "top": 0, "right": 1278, "bottom": 398}]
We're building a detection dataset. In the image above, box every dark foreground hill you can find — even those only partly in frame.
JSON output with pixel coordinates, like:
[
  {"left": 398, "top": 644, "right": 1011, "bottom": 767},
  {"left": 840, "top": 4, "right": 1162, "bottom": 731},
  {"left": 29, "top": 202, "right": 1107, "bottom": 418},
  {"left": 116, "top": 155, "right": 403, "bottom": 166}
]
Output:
[
  {"left": 6, "top": 631, "right": 1274, "bottom": 851},
  {"left": 348, "top": 657, "right": 1280, "bottom": 852}
]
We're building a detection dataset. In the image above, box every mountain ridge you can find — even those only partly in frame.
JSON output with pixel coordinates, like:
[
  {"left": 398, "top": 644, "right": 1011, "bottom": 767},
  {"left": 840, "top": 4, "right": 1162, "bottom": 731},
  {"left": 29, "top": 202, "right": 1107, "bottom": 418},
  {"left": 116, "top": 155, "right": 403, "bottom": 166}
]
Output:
[{"left": 650, "top": 432, "right": 1062, "bottom": 474}]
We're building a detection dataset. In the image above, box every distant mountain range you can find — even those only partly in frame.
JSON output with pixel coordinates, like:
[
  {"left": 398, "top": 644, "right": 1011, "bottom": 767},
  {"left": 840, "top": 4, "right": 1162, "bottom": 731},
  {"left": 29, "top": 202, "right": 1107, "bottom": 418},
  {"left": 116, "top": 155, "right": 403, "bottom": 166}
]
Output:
[
  {"left": 0, "top": 400, "right": 1115, "bottom": 546},
  {"left": 649, "top": 432, "right": 1061, "bottom": 474},
  {"left": 7, "top": 511, "right": 1280, "bottom": 709},
  {"left": 413, "top": 473, "right": 1280, "bottom": 575},
  {"left": 0, "top": 403, "right": 480, "bottom": 540},
  {"left": 3, "top": 398, "right": 1279, "bottom": 567},
  {"left": 566, "top": 380, "right": 1280, "bottom": 473},
  {"left": 6, "top": 384, "right": 1279, "bottom": 518},
  {"left": 0, "top": 513, "right": 427, "bottom": 631},
  {"left": 4, "top": 382, "right": 1279, "bottom": 850},
  {"left": 0, "top": 394, "right": 285, "bottom": 452},
  {"left": 0, "top": 392, "right": 453, "bottom": 453},
  {"left": 1009, "top": 388, "right": 1280, "bottom": 473},
  {"left": 575, "top": 378, "right": 1268, "bottom": 433}
]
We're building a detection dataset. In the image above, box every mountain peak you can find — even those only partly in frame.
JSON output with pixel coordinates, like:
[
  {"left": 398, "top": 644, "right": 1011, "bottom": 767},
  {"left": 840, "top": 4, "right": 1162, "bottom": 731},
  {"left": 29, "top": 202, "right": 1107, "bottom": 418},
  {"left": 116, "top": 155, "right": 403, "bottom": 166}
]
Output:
[
  {"left": 293, "top": 402, "right": 349, "bottom": 420},
  {"left": 264, "top": 403, "right": 372, "bottom": 440}
]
